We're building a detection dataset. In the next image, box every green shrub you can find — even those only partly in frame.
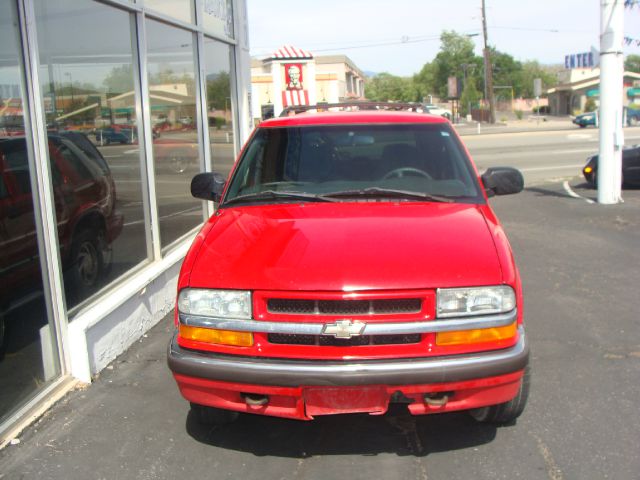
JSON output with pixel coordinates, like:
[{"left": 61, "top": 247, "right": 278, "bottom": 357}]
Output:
[
  {"left": 584, "top": 98, "right": 597, "bottom": 113},
  {"left": 515, "top": 109, "right": 523, "bottom": 120}
]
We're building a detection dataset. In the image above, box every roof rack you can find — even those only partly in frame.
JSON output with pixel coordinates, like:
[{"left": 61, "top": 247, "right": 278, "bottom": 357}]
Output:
[{"left": 279, "top": 102, "right": 423, "bottom": 117}]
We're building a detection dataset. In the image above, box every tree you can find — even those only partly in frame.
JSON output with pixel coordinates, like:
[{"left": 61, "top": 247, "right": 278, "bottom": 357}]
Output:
[
  {"left": 413, "top": 62, "right": 436, "bottom": 100},
  {"left": 103, "top": 65, "right": 134, "bottom": 96},
  {"left": 365, "top": 73, "right": 421, "bottom": 102},
  {"left": 516, "top": 60, "right": 558, "bottom": 98},
  {"left": 432, "top": 31, "right": 481, "bottom": 99},
  {"left": 459, "top": 76, "right": 481, "bottom": 116},
  {"left": 490, "top": 49, "right": 522, "bottom": 97},
  {"left": 625, "top": 54, "right": 640, "bottom": 73},
  {"left": 207, "top": 72, "right": 231, "bottom": 110}
]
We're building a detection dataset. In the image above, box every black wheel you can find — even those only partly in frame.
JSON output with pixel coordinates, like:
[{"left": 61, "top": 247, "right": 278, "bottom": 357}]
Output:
[
  {"left": 67, "top": 228, "right": 104, "bottom": 301},
  {"left": 469, "top": 366, "right": 530, "bottom": 424},
  {"left": 96, "top": 230, "right": 113, "bottom": 278},
  {"left": 190, "top": 403, "right": 239, "bottom": 425}
]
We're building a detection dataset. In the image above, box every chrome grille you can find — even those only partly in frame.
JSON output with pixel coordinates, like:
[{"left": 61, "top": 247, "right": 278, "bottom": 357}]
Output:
[
  {"left": 267, "top": 298, "right": 422, "bottom": 315},
  {"left": 267, "top": 333, "right": 421, "bottom": 346}
]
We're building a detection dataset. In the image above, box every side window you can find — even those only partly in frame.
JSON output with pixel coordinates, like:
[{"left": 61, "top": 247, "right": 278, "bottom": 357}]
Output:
[
  {"left": 4, "top": 145, "right": 32, "bottom": 194},
  {"left": 50, "top": 138, "right": 94, "bottom": 180},
  {"left": 226, "top": 131, "right": 267, "bottom": 196}
]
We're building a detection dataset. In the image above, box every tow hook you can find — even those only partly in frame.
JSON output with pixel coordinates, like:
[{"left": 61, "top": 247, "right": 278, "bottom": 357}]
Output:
[
  {"left": 423, "top": 392, "right": 450, "bottom": 407},
  {"left": 242, "top": 393, "right": 269, "bottom": 407}
]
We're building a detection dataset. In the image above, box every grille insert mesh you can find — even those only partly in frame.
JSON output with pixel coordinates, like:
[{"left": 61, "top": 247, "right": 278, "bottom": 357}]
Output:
[
  {"left": 267, "top": 333, "right": 421, "bottom": 347},
  {"left": 267, "top": 298, "right": 422, "bottom": 315}
]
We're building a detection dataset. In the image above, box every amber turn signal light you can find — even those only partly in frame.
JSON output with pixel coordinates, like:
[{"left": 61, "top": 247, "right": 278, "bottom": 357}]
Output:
[
  {"left": 436, "top": 322, "right": 517, "bottom": 346},
  {"left": 179, "top": 324, "right": 253, "bottom": 347}
]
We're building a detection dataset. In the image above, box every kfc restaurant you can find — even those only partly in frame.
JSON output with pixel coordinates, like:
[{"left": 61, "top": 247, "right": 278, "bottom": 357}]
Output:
[
  {"left": 0, "top": 0, "right": 252, "bottom": 443},
  {"left": 251, "top": 46, "right": 366, "bottom": 120}
]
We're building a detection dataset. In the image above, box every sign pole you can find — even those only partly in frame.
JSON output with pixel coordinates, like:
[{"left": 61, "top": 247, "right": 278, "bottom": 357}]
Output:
[{"left": 598, "top": 0, "right": 624, "bottom": 205}]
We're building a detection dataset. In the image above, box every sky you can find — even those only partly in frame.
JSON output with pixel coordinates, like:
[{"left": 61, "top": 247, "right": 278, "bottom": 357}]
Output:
[{"left": 246, "top": 0, "right": 640, "bottom": 76}]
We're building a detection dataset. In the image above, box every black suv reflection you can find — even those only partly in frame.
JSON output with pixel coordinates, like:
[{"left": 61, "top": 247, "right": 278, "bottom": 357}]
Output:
[{"left": 0, "top": 132, "right": 123, "bottom": 356}]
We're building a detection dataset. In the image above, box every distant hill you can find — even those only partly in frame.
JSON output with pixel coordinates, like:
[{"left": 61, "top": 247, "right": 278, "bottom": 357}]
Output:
[{"left": 363, "top": 71, "right": 379, "bottom": 78}]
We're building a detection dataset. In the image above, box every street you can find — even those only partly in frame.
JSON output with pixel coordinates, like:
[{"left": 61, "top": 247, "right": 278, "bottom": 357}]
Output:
[
  {"left": 1, "top": 126, "right": 639, "bottom": 479},
  {"left": 462, "top": 125, "right": 640, "bottom": 185}
]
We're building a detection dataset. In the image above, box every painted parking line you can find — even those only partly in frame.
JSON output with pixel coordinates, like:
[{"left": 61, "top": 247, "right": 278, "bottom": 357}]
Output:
[{"left": 563, "top": 181, "right": 595, "bottom": 204}]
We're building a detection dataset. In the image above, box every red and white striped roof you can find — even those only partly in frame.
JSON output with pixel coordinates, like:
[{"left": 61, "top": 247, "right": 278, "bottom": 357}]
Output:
[{"left": 268, "top": 45, "right": 313, "bottom": 60}]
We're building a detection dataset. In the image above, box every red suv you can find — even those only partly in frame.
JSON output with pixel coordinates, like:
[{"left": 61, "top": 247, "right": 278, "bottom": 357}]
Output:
[
  {"left": 0, "top": 132, "right": 123, "bottom": 356},
  {"left": 168, "top": 104, "right": 529, "bottom": 425}
]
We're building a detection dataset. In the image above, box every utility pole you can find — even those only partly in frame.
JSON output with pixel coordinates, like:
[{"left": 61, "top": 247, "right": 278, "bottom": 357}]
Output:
[
  {"left": 481, "top": 0, "right": 496, "bottom": 123},
  {"left": 598, "top": 0, "right": 624, "bottom": 204}
]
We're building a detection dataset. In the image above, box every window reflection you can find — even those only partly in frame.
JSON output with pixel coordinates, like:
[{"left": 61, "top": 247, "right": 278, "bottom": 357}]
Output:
[
  {"left": 146, "top": 0, "right": 195, "bottom": 25},
  {"left": 0, "top": 0, "right": 61, "bottom": 424},
  {"left": 34, "top": 0, "right": 148, "bottom": 308},
  {"left": 203, "top": 38, "right": 235, "bottom": 177},
  {"left": 146, "top": 20, "right": 203, "bottom": 248}
]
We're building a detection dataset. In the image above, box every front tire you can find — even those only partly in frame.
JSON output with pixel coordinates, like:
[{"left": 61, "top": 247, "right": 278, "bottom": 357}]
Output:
[
  {"left": 469, "top": 366, "right": 530, "bottom": 424},
  {"left": 190, "top": 403, "right": 239, "bottom": 425},
  {"left": 67, "top": 228, "right": 104, "bottom": 302}
]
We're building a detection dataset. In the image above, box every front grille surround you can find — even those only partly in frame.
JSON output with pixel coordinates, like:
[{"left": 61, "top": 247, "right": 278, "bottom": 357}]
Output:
[
  {"left": 267, "top": 333, "right": 422, "bottom": 347},
  {"left": 267, "top": 298, "right": 423, "bottom": 316}
]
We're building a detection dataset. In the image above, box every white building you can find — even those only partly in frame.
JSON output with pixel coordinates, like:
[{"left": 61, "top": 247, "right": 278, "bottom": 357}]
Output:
[
  {"left": 251, "top": 46, "right": 366, "bottom": 121},
  {"left": 0, "top": 0, "right": 251, "bottom": 442}
]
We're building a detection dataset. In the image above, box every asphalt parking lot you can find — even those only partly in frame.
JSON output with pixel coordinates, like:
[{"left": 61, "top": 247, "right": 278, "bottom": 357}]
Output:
[{"left": 1, "top": 179, "right": 639, "bottom": 480}]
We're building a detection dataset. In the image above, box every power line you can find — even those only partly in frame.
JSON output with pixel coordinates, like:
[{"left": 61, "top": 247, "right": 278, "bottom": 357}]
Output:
[{"left": 251, "top": 32, "right": 480, "bottom": 56}]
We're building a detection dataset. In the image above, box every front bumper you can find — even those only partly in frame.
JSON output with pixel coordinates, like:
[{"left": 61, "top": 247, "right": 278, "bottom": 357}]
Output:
[
  {"left": 168, "top": 327, "right": 528, "bottom": 387},
  {"left": 168, "top": 328, "right": 528, "bottom": 419}
]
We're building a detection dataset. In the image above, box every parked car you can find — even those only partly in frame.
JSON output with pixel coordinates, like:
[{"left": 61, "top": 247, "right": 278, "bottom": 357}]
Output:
[
  {"left": 582, "top": 144, "right": 640, "bottom": 187},
  {"left": 573, "top": 111, "right": 597, "bottom": 128},
  {"left": 573, "top": 107, "right": 640, "bottom": 128},
  {"left": 0, "top": 133, "right": 123, "bottom": 356},
  {"left": 168, "top": 103, "right": 529, "bottom": 426},
  {"left": 95, "top": 127, "right": 135, "bottom": 145},
  {"left": 422, "top": 103, "right": 452, "bottom": 119}
]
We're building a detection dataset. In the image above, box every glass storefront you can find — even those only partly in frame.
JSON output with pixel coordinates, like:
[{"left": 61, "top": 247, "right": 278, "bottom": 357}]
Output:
[
  {"left": 0, "top": 0, "right": 61, "bottom": 425},
  {"left": 0, "top": 0, "right": 246, "bottom": 439},
  {"left": 145, "top": 19, "right": 203, "bottom": 248},
  {"left": 203, "top": 38, "right": 235, "bottom": 176},
  {"left": 34, "top": 0, "right": 149, "bottom": 309}
]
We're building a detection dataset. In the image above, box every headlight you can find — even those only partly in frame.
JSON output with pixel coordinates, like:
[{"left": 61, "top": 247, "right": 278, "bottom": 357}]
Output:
[
  {"left": 178, "top": 288, "right": 252, "bottom": 319},
  {"left": 436, "top": 286, "right": 515, "bottom": 318}
]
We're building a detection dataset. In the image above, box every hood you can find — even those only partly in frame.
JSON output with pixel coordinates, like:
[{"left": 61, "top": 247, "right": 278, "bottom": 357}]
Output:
[{"left": 189, "top": 202, "right": 503, "bottom": 292}]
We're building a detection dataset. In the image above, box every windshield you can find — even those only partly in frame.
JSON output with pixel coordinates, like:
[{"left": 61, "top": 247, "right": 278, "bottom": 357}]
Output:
[{"left": 223, "top": 123, "right": 483, "bottom": 205}]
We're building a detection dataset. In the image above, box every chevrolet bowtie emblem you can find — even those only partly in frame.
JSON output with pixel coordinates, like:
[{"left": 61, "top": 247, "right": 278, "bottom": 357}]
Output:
[{"left": 321, "top": 320, "right": 366, "bottom": 339}]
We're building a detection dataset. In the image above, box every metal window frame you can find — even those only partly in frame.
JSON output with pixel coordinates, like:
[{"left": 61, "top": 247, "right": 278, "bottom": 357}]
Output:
[
  {"left": 134, "top": 11, "right": 162, "bottom": 260},
  {"left": 16, "top": 0, "right": 70, "bottom": 373}
]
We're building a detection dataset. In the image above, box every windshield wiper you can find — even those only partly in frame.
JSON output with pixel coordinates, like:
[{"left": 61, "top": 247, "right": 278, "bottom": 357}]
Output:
[
  {"left": 323, "top": 187, "right": 455, "bottom": 203},
  {"left": 222, "top": 190, "right": 337, "bottom": 206}
]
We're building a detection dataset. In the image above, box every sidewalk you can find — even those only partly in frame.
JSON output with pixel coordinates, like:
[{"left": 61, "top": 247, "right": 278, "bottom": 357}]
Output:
[{"left": 454, "top": 115, "right": 575, "bottom": 136}]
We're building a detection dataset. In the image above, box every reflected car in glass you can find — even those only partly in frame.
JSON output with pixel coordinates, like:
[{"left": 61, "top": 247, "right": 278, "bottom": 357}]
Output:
[
  {"left": 95, "top": 127, "right": 135, "bottom": 145},
  {"left": 0, "top": 132, "right": 123, "bottom": 354},
  {"left": 168, "top": 105, "right": 529, "bottom": 427}
]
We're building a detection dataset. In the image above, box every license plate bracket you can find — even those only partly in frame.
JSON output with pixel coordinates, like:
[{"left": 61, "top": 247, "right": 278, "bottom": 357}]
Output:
[{"left": 303, "top": 386, "right": 389, "bottom": 417}]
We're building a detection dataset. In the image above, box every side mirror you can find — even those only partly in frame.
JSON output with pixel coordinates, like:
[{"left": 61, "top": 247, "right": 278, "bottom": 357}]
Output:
[
  {"left": 191, "top": 172, "right": 226, "bottom": 202},
  {"left": 481, "top": 167, "right": 524, "bottom": 197}
]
